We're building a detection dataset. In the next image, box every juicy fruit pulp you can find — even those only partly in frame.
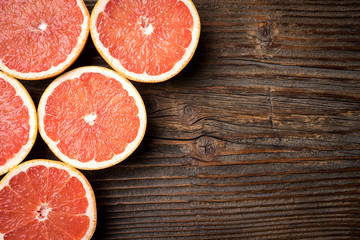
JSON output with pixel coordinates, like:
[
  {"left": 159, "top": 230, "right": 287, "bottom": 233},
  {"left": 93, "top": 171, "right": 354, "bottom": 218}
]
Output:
[
  {"left": 91, "top": 0, "right": 201, "bottom": 82},
  {"left": 97, "top": 0, "right": 193, "bottom": 75},
  {"left": 0, "top": 160, "right": 96, "bottom": 239},
  {"left": 0, "top": 0, "right": 89, "bottom": 80},
  {"left": 0, "top": 72, "right": 37, "bottom": 176},
  {"left": 0, "top": 79, "right": 30, "bottom": 165},
  {"left": 44, "top": 72, "right": 140, "bottom": 162},
  {"left": 38, "top": 67, "right": 147, "bottom": 170}
]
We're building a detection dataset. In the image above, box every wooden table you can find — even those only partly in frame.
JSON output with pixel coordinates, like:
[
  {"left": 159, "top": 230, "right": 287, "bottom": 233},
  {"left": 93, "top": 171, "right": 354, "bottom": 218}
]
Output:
[{"left": 13, "top": 0, "right": 360, "bottom": 239}]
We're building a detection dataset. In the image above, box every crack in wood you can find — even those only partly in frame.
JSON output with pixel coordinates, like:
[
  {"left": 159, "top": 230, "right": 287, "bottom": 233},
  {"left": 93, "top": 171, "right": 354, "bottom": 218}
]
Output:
[{"left": 268, "top": 87, "right": 274, "bottom": 128}]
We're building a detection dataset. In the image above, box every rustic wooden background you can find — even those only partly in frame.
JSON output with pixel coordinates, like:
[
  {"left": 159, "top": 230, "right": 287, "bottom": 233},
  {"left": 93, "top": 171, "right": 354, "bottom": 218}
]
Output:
[{"left": 10, "top": 0, "right": 360, "bottom": 239}]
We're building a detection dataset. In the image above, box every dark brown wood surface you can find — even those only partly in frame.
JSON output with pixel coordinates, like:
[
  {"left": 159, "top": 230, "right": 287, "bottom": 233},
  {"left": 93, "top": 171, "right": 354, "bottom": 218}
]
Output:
[{"left": 7, "top": 0, "right": 360, "bottom": 239}]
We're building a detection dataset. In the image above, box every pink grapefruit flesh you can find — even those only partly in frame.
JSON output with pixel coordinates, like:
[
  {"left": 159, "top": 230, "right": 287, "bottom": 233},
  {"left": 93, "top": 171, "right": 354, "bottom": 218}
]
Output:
[
  {"left": 0, "top": 72, "right": 37, "bottom": 176},
  {"left": 0, "top": 0, "right": 90, "bottom": 80},
  {"left": 0, "top": 159, "right": 97, "bottom": 240},
  {"left": 90, "top": 0, "right": 201, "bottom": 82},
  {"left": 38, "top": 66, "right": 147, "bottom": 170}
]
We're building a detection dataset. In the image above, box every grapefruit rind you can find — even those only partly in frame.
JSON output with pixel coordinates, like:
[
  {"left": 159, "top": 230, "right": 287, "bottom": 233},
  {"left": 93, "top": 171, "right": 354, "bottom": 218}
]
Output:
[
  {"left": 0, "top": 159, "right": 97, "bottom": 240},
  {"left": 0, "top": 72, "right": 37, "bottom": 176},
  {"left": 90, "top": 0, "right": 201, "bottom": 83},
  {"left": 37, "top": 66, "right": 147, "bottom": 170},
  {"left": 0, "top": 0, "right": 90, "bottom": 80}
]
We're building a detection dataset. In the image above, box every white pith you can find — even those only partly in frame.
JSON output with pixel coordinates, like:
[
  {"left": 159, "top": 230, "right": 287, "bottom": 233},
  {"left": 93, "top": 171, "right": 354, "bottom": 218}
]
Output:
[
  {"left": 138, "top": 16, "right": 154, "bottom": 35},
  {"left": 143, "top": 22, "right": 154, "bottom": 35},
  {"left": 84, "top": 113, "right": 97, "bottom": 126},
  {"left": 37, "top": 66, "right": 147, "bottom": 170},
  {"left": 0, "top": 159, "right": 97, "bottom": 240},
  {"left": 0, "top": 72, "right": 37, "bottom": 176},
  {"left": 37, "top": 22, "right": 48, "bottom": 31},
  {"left": 0, "top": 0, "right": 90, "bottom": 80},
  {"left": 90, "top": 0, "right": 201, "bottom": 83},
  {"left": 37, "top": 204, "right": 50, "bottom": 220}
]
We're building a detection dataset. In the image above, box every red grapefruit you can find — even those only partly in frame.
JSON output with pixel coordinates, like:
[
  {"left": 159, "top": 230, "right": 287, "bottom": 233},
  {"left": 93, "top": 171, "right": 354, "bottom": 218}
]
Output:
[
  {"left": 0, "top": 0, "right": 90, "bottom": 80},
  {"left": 0, "top": 72, "right": 37, "bottom": 176},
  {"left": 90, "top": 0, "right": 201, "bottom": 83},
  {"left": 0, "top": 159, "right": 97, "bottom": 239},
  {"left": 37, "top": 66, "right": 147, "bottom": 170}
]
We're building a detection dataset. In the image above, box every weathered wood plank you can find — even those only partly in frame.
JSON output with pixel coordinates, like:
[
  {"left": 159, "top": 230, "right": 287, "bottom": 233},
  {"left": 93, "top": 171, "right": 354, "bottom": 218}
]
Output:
[{"left": 4, "top": 0, "right": 360, "bottom": 239}]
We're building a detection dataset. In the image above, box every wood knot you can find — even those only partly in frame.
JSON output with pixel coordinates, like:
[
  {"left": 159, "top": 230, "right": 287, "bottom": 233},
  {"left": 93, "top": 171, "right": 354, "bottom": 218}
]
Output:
[
  {"left": 196, "top": 136, "right": 217, "bottom": 158},
  {"left": 257, "top": 23, "right": 273, "bottom": 44},
  {"left": 143, "top": 97, "right": 158, "bottom": 114},
  {"left": 182, "top": 105, "right": 199, "bottom": 125}
]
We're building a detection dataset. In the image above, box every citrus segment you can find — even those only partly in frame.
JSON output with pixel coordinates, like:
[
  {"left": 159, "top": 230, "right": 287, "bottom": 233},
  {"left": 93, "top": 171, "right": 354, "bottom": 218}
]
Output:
[
  {"left": 90, "top": 0, "right": 201, "bottom": 82},
  {"left": 38, "top": 66, "right": 147, "bottom": 170},
  {"left": 32, "top": 221, "right": 50, "bottom": 240},
  {"left": 0, "top": 72, "right": 37, "bottom": 176},
  {"left": 0, "top": 186, "right": 37, "bottom": 212},
  {"left": 46, "top": 166, "right": 71, "bottom": 202},
  {"left": 48, "top": 211, "right": 90, "bottom": 239},
  {"left": 48, "top": 176, "right": 86, "bottom": 207},
  {"left": 52, "top": 197, "right": 89, "bottom": 214},
  {"left": 0, "top": 159, "right": 97, "bottom": 240},
  {"left": 3, "top": 219, "right": 39, "bottom": 240},
  {"left": 0, "top": 211, "right": 37, "bottom": 233},
  {"left": 9, "top": 171, "right": 41, "bottom": 206},
  {"left": 0, "top": 0, "right": 90, "bottom": 80},
  {"left": 0, "top": 81, "right": 30, "bottom": 162},
  {"left": 44, "top": 220, "right": 73, "bottom": 240},
  {"left": 26, "top": 165, "right": 49, "bottom": 203}
]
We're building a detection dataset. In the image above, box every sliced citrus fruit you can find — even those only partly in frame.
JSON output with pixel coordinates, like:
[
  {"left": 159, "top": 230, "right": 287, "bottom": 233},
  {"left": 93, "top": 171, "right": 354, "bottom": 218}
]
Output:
[
  {"left": 38, "top": 66, "right": 147, "bottom": 170},
  {"left": 0, "top": 72, "right": 37, "bottom": 176},
  {"left": 90, "top": 0, "right": 201, "bottom": 83},
  {"left": 0, "top": 0, "right": 90, "bottom": 80},
  {"left": 0, "top": 159, "right": 97, "bottom": 240}
]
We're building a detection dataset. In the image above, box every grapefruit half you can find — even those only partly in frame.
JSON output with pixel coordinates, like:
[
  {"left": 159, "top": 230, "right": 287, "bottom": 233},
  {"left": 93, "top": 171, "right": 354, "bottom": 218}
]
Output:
[
  {"left": 0, "top": 72, "right": 37, "bottom": 176},
  {"left": 0, "top": 159, "right": 97, "bottom": 240},
  {"left": 0, "top": 0, "right": 90, "bottom": 80},
  {"left": 90, "top": 0, "right": 201, "bottom": 83},
  {"left": 38, "top": 66, "right": 147, "bottom": 170}
]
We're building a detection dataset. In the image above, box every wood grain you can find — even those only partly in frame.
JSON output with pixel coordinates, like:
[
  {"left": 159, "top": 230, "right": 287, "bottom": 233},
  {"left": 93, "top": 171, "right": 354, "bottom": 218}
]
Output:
[{"left": 4, "top": 0, "right": 360, "bottom": 239}]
